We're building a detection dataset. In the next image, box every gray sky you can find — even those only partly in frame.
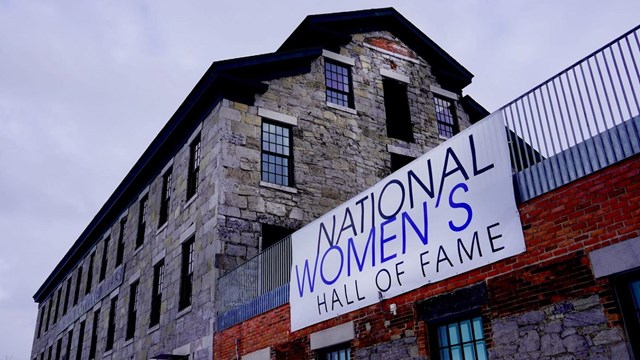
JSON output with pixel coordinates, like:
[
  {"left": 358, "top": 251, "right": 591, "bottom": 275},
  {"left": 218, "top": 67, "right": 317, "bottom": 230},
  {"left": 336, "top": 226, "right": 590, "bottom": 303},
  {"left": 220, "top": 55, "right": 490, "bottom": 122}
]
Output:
[{"left": 0, "top": 0, "right": 638, "bottom": 358}]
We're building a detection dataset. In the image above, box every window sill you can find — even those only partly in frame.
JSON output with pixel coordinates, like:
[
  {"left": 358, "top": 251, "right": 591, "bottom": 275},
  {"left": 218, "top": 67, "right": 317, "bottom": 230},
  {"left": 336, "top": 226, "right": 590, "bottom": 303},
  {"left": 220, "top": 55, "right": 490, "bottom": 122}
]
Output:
[
  {"left": 156, "top": 222, "right": 168, "bottom": 235},
  {"left": 133, "top": 246, "right": 143, "bottom": 256},
  {"left": 326, "top": 102, "right": 357, "bottom": 115},
  {"left": 123, "top": 338, "right": 133, "bottom": 347},
  {"left": 184, "top": 194, "right": 198, "bottom": 210},
  {"left": 177, "top": 305, "right": 192, "bottom": 319},
  {"left": 147, "top": 324, "right": 160, "bottom": 335},
  {"left": 260, "top": 181, "right": 298, "bottom": 194},
  {"left": 438, "top": 135, "right": 452, "bottom": 141},
  {"left": 103, "top": 349, "right": 113, "bottom": 357}
]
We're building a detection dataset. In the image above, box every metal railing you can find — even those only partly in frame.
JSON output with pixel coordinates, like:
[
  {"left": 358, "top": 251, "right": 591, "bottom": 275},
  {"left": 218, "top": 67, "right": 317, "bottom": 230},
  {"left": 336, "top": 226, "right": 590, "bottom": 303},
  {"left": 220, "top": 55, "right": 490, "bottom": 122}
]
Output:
[
  {"left": 502, "top": 24, "right": 640, "bottom": 200},
  {"left": 216, "top": 236, "right": 291, "bottom": 314}
]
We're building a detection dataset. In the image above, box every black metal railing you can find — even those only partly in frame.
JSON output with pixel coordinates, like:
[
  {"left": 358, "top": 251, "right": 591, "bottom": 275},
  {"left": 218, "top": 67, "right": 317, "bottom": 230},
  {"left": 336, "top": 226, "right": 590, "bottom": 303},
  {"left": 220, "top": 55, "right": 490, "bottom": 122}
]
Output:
[
  {"left": 502, "top": 25, "right": 640, "bottom": 200},
  {"left": 216, "top": 236, "right": 291, "bottom": 314}
]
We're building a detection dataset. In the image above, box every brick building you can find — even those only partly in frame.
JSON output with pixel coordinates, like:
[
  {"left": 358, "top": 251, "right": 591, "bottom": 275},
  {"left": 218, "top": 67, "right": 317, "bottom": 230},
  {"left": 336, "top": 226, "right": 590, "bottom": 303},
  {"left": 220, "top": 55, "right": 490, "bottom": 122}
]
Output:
[
  {"left": 30, "top": 8, "right": 489, "bottom": 360},
  {"left": 212, "top": 19, "right": 640, "bottom": 360}
]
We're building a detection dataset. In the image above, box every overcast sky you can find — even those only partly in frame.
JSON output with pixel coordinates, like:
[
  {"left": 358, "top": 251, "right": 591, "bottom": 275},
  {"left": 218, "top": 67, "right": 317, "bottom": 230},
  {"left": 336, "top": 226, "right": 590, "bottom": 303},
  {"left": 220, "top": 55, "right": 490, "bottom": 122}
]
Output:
[{"left": 0, "top": 0, "right": 638, "bottom": 358}]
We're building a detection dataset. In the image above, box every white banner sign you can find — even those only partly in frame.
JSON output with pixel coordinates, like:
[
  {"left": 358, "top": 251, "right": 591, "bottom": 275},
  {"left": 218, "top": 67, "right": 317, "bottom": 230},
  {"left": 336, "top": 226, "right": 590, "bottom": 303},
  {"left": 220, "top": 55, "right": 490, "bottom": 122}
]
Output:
[{"left": 289, "top": 112, "right": 525, "bottom": 331}]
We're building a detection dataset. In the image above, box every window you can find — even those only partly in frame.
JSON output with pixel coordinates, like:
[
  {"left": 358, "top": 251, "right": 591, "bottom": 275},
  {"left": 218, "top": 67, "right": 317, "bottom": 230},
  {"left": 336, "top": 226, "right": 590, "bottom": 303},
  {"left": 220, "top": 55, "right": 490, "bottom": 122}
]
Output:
[
  {"left": 47, "top": 346, "right": 52, "bottom": 360},
  {"left": 159, "top": 167, "right": 173, "bottom": 227},
  {"left": 325, "top": 60, "right": 353, "bottom": 108},
  {"left": 85, "top": 253, "right": 94, "bottom": 295},
  {"left": 126, "top": 281, "right": 139, "bottom": 340},
  {"left": 45, "top": 298, "right": 52, "bottom": 331},
  {"left": 383, "top": 78, "right": 413, "bottom": 142},
  {"left": 73, "top": 266, "right": 82, "bottom": 306},
  {"left": 390, "top": 153, "right": 415, "bottom": 173},
  {"left": 75, "top": 320, "right": 85, "bottom": 360},
  {"left": 116, "top": 217, "right": 126, "bottom": 267},
  {"left": 435, "top": 96, "right": 459, "bottom": 139},
  {"left": 179, "top": 238, "right": 195, "bottom": 310},
  {"left": 54, "top": 337, "right": 62, "bottom": 360},
  {"left": 37, "top": 305, "right": 45, "bottom": 338},
  {"left": 99, "top": 236, "right": 109, "bottom": 282},
  {"left": 65, "top": 329, "right": 73, "bottom": 360},
  {"left": 88, "top": 310, "right": 99, "bottom": 359},
  {"left": 261, "top": 120, "right": 293, "bottom": 187},
  {"left": 615, "top": 271, "right": 640, "bottom": 358},
  {"left": 320, "top": 345, "right": 351, "bottom": 360},
  {"left": 187, "top": 134, "right": 201, "bottom": 200},
  {"left": 150, "top": 260, "right": 165, "bottom": 327},
  {"left": 136, "top": 195, "right": 148, "bottom": 249},
  {"left": 105, "top": 296, "right": 117, "bottom": 351},
  {"left": 52, "top": 287, "right": 61, "bottom": 324},
  {"left": 434, "top": 316, "right": 487, "bottom": 360},
  {"left": 62, "top": 276, "right": 71, "bottom": 315}
]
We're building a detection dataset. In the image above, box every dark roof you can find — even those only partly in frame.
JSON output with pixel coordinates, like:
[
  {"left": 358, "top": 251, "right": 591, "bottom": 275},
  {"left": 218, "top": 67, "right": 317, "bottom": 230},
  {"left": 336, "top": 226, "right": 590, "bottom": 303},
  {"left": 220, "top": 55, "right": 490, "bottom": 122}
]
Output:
[
  {"left": 33, "top": 8, "right": 476, "bottom": 302},
  {"left": 279, "top": 8, "right": 473, "bottom": 89}
]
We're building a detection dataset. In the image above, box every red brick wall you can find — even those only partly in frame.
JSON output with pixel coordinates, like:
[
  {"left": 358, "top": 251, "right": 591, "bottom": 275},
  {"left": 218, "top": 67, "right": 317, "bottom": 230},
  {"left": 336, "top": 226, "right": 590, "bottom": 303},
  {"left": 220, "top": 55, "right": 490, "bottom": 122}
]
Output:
[{"left": 214, "top": 154, "right": 640, "bottom": 359}]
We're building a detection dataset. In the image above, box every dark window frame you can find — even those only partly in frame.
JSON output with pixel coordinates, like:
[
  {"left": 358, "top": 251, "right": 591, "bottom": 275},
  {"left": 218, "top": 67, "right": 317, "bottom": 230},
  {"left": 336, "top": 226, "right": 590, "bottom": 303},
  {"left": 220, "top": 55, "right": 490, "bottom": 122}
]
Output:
[
  {"left": 159, "top": 167, "right": 173, "bottom": 228},
  {"left": 434, "top": 96, "right": 459, "bottom": 139},
  {"left": 390, "top": 153, "right": 415, "bottom": 173},
  {"left": 325, "top": 59, "right": 354, "bottom": 108},
  {"left": 135, "top": 195, "right": 148, "bottom": 249},
  {"left": 179, "top": 238, "right": 195, "bottom": 310},
  {"left": 614, "top": 269, "right": 640, "bottom": 358},
  {"left": 150, "top": 259, "right": 165, "bottom": 327},
  {"left": 52, "top": 287, "right": 61, "bottom": 325},
  {"left": 54, "top": 337, "right": 62, "bottom": 360},
  {"left": 319, "top": 343, "right": 351, "bottom": 360},
  {"left": 37, "top": 305, "right": 45, "bottom": 338},
  {"left": 65, "top": 328, "right": 73, "bottom": 360},
  {"left": 88, "top": 310, "right": 99, "bottom": 360},
  {"left": 75, "top": 320, "right": 85, "bottom": 360},
  {"left": 428, "top": 314, "right": 488, "bottom": 360},
  {"left": 62, "top": 276, "right": 71, "bottom": 315},
  {"left": 85, "top": 253, "right": 94, "bottom": 296},
  {"left": 187, "top": 134, "right": 201, "bottom": 200},
  {"left": 73, "top": 266, "right": 82, "bottom": 306},
  {"left": 126, "top": 281, "right": 139, "bottom": 340},
  {"left": 99, "top": 236, "right": 110, "bottom": 282},
  {"left": 115, "top": 217, "right": 126, "bottom": 267},
  {"left": 383, "top": 77, "right": 414, "bottom": 142},
  {"left": 261, "top": 120, "right": 294, "bottom": 187},
  {"left": 105, "top": 296, "right": 117, "bottom": 351}
]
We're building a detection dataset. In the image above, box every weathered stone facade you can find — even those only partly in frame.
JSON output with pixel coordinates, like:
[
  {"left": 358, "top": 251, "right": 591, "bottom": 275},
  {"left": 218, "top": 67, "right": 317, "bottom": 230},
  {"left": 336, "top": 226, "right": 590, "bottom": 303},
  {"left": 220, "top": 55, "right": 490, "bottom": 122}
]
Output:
[
  {"left": 490, "top": 296, "right": 630, "bottom": 360},
  {"left": 31, "top": 9, "right": 476, "bottom": 360}
]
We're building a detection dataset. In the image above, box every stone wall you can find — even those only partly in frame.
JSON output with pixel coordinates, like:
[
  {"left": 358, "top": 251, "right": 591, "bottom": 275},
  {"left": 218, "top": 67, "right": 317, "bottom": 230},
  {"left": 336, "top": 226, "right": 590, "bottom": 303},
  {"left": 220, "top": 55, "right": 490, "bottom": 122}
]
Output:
[
  {"left": 490, "top": 295, "right": 629, "bottom": 360},
  {"left": 214, "top": 30, "right": 472, "bottom": 274}
]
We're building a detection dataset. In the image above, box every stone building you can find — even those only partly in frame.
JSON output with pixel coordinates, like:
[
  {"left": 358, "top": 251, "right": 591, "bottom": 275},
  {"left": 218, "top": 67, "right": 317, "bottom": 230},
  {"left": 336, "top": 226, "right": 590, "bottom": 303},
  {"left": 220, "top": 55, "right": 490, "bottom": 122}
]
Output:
[{"left": 30, "top": 8, "right": 485, "bottom": 360}]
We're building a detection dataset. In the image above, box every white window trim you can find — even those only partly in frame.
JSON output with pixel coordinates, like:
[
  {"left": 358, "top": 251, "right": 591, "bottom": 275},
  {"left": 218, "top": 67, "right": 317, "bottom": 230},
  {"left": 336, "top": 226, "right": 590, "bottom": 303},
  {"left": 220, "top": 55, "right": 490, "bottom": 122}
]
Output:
[
  {"left": 380, "top": 69, "right": 410, "bottom": 84},
  {"left": 430, "top": 85, "right": 459, "bottom": 101},
  {"left": 322, "top": 50, "right": 355, "bottom": 66},
  {"left": 180, "top": 223, "right": 196, "bottom": 244},
  {"left": 161, "top": 158, "right": 174, "bottom": 175},
  {"left": 152, "top": 250, "right": 166, "bottom": 266},
  {"left": 259, "top": 181, "right": 297, "bottom": 194},
  {"left": 242, "top": 347, "right": 271, "bottom": 360},
  {"left": 310, "top": 321, "right": 355, "bottom": 350},
  {"left": 109, "top": 288, "right": 119, "bottom": 299},
  {"left": 128, "top": 270, "right": 140, "bottom": 285},
  {"left": 363, "top": 43, "right": 420, "bottom": 64},
  {"left": 187, "top": 123, "right": 203, "bottom": 145},
  {"left": 326, "top": 101, "right": 357, "bottom": 115},
  {"left": 258, "top": 108, "right": 297, "bottom": 126},
  {"left": 137, "top": 186, "right": 150, "bottom": 201}
]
